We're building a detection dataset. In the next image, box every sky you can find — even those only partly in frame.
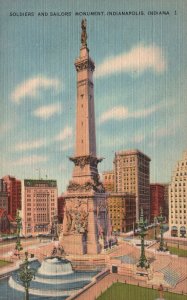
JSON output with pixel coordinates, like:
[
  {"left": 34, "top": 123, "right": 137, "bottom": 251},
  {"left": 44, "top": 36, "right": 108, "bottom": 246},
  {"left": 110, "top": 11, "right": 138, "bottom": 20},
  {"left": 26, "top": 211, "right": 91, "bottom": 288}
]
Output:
[{"left": 0, "top": 0, "right": 187, "bottom": 194}]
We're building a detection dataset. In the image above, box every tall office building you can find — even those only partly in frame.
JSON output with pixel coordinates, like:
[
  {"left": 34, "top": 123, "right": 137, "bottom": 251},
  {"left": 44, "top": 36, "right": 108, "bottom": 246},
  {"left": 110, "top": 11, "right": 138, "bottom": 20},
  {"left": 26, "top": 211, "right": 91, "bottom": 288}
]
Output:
[
  {"left": 102, "top": 171, "right": 115, "bottom": 192},
  {"left": 150, "top": 184, "right": 165, "bottom": 222},
  {"left": 0, "top": 179, "right": 8, "bottom": 211},
  {"left": 114, "top": 149, "right": 151, "bottom": 222},
  {"left": 169, "top": 151, "right": 187, "bottom": 237},
  {"left": 22, "top": 179, "right": 57, "bottom": 237},
  {"left": 2, "top": 175, "right": 21, "bottom": 219}
]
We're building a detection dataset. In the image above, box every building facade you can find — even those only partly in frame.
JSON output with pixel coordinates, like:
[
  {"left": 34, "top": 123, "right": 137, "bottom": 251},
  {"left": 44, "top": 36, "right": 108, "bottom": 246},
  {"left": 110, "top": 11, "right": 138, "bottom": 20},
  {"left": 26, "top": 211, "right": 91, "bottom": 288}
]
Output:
[
  {"left": 0, "top": 179, "right": 8, "bottom": 211},
  {"left": 107, "top": 193, "right": 136, "bottom": 233},
  {"left": 102, "top": 171, "right": 115, "bottom": 192},
  {"left": 114, "top": 150, "right": 151, "bottom": 222},
  {"left": 0, "top": 209, "right": 11, "bottom": 234},
  {"left": 150, "top": 184, "right": 165, "bottom": 222},
  {"left": 22, "top": 179, "right": 58, "bottom": 237},
  {"left": 2, "top": 175, "right": 21, "bottom": 219},
  {"left": 169, "top": 151, "right": 187, "bottom": 237},
  {"left": 163, "top": 183, "right": 169, "bottom": 221}
]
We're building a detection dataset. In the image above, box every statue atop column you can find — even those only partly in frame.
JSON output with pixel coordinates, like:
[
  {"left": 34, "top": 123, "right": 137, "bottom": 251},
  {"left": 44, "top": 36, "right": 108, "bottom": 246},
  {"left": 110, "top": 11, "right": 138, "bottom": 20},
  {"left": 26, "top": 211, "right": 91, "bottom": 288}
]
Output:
[{"left": 81, "top": 18, "right": 87, "bottom": 47}]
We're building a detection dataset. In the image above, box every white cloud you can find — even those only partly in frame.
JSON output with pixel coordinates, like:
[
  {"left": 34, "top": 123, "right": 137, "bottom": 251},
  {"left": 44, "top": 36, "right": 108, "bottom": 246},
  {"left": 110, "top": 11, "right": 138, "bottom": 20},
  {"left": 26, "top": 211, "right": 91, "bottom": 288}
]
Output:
[
  {"left": 100, "top": 101, "right": 171, "bottom": 123},
  {"left": 33, "top": 102, "right": 62, "bottom": 119},
  {"left": 100, "top": 102, "right": 166, "bottom": 124},
  {"left": 95, "top": 44, "right": 166, "bottom": 78},
  {"left": 55, "top": 126, "right": 73, "bottom": 142},
  {"left": 100, "top": 106, "right": 129, "bottom": 123},
  {"left": 60, "top": 143, "right": 73, "bottom": 151},
  {"left": 15, "top": 138, "right": 47, "bottom": 151},
  {"left": 132, "top": 102, "right": 166, "bottom": 118},
  {"left": 11, "top": 75, "right": 61, "bottom": 104},
  {"left": 130, "top": 133, "right": 145, "bottom": 143},
  {"left": 12, "top": 155, "right": 47, "bottom": 166}
]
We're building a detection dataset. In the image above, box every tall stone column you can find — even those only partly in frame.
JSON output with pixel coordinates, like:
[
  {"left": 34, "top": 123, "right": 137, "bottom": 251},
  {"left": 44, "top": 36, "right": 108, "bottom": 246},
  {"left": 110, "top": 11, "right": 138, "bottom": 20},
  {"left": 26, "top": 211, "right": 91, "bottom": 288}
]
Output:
[{"left": 60, "top": 19, "right": 108, "bottom": 255}]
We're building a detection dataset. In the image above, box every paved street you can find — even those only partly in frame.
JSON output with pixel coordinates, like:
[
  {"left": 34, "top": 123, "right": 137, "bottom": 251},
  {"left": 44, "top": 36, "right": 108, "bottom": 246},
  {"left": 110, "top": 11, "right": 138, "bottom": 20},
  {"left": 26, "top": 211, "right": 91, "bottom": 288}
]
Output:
[{"left": 0, "top": 238, "right": 41, "bottom": 257}]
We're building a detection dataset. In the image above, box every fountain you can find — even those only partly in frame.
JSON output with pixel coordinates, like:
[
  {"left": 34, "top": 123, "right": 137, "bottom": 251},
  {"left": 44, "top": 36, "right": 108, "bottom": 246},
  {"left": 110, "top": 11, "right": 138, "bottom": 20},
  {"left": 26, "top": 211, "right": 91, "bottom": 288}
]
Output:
[{"left": 5, "top": 256, "right": 98, "bottom": 299}]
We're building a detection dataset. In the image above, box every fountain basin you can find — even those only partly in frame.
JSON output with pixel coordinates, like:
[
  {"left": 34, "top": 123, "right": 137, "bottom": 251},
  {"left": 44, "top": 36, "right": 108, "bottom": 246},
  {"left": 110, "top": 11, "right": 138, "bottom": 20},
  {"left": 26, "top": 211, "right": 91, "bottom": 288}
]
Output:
[{"left": 6, "top": 256, "right": 98, "bottom": 299}]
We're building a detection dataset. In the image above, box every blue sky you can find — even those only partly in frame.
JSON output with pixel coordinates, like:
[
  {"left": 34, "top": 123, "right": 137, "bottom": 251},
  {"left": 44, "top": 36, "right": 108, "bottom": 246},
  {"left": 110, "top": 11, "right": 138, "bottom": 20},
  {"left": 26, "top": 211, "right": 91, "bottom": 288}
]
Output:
[{"left": 0, "top": 0, "right": 187, "bottom": 194}]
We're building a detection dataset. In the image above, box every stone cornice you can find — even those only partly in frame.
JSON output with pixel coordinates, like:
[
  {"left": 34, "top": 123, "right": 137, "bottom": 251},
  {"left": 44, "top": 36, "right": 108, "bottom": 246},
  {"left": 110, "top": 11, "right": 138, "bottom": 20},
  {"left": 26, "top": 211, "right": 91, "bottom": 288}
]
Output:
[
  {"left": 69, "top": 155, "right": 103, "bottom": 168},
  {"left": 75, "top": 58, "right": 95, "bottom": 72},
  {"left": 67, "top": 180, "right": 105, "bottom": 194}
]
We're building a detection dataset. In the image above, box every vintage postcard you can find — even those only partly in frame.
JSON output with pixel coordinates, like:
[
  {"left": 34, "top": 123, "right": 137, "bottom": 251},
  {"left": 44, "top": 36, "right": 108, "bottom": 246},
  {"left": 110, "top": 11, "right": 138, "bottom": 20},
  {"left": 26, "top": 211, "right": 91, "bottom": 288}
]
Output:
[{"left": 0, "top": 0, "right": 186, "bottom": 299}]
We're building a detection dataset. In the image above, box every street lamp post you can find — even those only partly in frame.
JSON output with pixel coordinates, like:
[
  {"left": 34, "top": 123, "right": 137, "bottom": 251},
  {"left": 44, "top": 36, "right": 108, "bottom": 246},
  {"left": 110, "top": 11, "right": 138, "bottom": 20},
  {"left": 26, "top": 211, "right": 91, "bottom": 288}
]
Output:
[
  {"left": 154, "top": 216, "right": 157, "bottom": 240},
  {"left": 18, "top": 251, "right": 36, "bottom": 300},
  {"left": 15, "top": 210, "right": 23, "bottom": 256},
  {"left": 51, "top": 211, "right": 59, "bottom": 240},
  {"left": 157, "top": 207, "right": 165, "bottom": 251},
  {"left": 137, "top": 208, "right": 150, "bottom": 269}
]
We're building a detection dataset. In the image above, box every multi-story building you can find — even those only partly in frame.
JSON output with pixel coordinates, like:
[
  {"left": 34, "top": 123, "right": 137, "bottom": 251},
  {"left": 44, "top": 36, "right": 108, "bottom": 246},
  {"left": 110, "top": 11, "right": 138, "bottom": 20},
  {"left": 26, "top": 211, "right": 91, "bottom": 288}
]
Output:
[
  {"left": 0, "top": 179, "right": 8, "bottom": 211},
  {"left": 163, "top": 183, "right": 169, "bottom": 221},
  {"left": 169, "top": 151, "right": 187, "bottom": 237},
  {"left": 150, "top": 184, "right": 165, "bottom": 222},
  {"left": 102, "top": 171, "right": 115, "bottom": 192},
  {"left": 114, "top": 149, "right": 151, "bottom": 222},
  {"left": 2, "top": 175, "right": 21, "bottom": 219},
  {"left": 58, "top": 195, "right": 66, "bottom": 224},
  {"left": 22, "top": 179, "right": 58, "bottom": 237},
  {"left": 0, "top": 209, "right": 11, "bottom": 234},
  {"left": 107, "top": 193, "right": 136, "bottom": 233}
]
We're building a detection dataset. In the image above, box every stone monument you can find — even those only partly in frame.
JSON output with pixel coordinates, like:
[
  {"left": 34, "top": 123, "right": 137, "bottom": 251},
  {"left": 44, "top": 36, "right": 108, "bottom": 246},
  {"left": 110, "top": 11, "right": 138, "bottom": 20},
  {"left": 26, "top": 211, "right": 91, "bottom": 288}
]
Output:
[{"left": 60, "top": 19, "right": 108, "bottom": 255}]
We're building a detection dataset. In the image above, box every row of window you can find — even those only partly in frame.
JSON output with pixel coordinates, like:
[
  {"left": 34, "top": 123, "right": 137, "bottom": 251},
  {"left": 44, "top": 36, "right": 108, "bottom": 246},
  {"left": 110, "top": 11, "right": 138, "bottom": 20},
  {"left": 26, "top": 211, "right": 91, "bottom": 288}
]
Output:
[
  {"left": 170, "top": 194, "right": 186, "bottom": 197},
  {"left": 170, "top": 205, "right": 186, "bottom": 208},
  {"left": 174, "top": 182, "right": 186, "bottom": 186},
  {"left": 175, "top": 170, "right": 187, "bottom": 176},
  {"left": 171, "top": 215, "right": 186, "bottom": 219},
  {"left": 174, "top": 177, "right": 187, "bottom": 181},
  {"left": 26, "top": 190, "right": 56, "bottom": 194},
  {"left": 171, "top": 221, "right": 186, "bottom": 224}
]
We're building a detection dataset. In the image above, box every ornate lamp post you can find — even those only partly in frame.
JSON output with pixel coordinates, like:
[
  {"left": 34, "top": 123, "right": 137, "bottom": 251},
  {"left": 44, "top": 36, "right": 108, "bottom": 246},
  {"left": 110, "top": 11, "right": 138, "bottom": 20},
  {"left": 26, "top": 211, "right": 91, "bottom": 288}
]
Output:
[
  {"left": 18, "top": 251, "right": 36, "bottom": 300},
  {"left": 157, "top": 207, "right": 165, "bottom": 251},
  {"left": 15, "top": 210, "right": 23, "bottom": 256},
  {"left": 154, "top": 216, "right": 157, "bottom": 240},
  {"left": 51, "top": 210, "right": 59, "bottom": 240},
  {"left": 137, "top": 208, "right": 150, "bottom": 269}
]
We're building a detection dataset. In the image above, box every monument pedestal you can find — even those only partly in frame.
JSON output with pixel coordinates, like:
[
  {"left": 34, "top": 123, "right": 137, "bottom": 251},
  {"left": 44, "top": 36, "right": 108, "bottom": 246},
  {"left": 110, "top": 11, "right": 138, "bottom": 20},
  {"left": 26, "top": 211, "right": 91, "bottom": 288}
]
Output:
[
  {"left": 63, "top": 233, "right": 87, "bottom": 255},
  {"left": 87, "top": 239, "right": 101, "bottom": 254}
]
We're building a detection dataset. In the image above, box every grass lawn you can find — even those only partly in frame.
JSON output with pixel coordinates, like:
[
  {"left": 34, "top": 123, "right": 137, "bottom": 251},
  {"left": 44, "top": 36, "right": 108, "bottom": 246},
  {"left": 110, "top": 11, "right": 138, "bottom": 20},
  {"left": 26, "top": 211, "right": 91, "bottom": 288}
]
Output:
[
  {"left": 0, "top": 260, "right": 12, "bottom": 268},
  {"left": 168, "top": 246, "right": 187, "bottom": 257},
  {"left": 97, "top": 283, "right": 186, "bottom": 300}
]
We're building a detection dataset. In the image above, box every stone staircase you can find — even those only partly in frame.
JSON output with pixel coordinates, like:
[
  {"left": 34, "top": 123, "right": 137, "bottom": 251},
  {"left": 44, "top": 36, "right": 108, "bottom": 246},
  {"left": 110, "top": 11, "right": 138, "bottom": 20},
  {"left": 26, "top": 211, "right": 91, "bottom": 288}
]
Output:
[{"left": 160, "top": 266, "right": 180, "bottom": 287}]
